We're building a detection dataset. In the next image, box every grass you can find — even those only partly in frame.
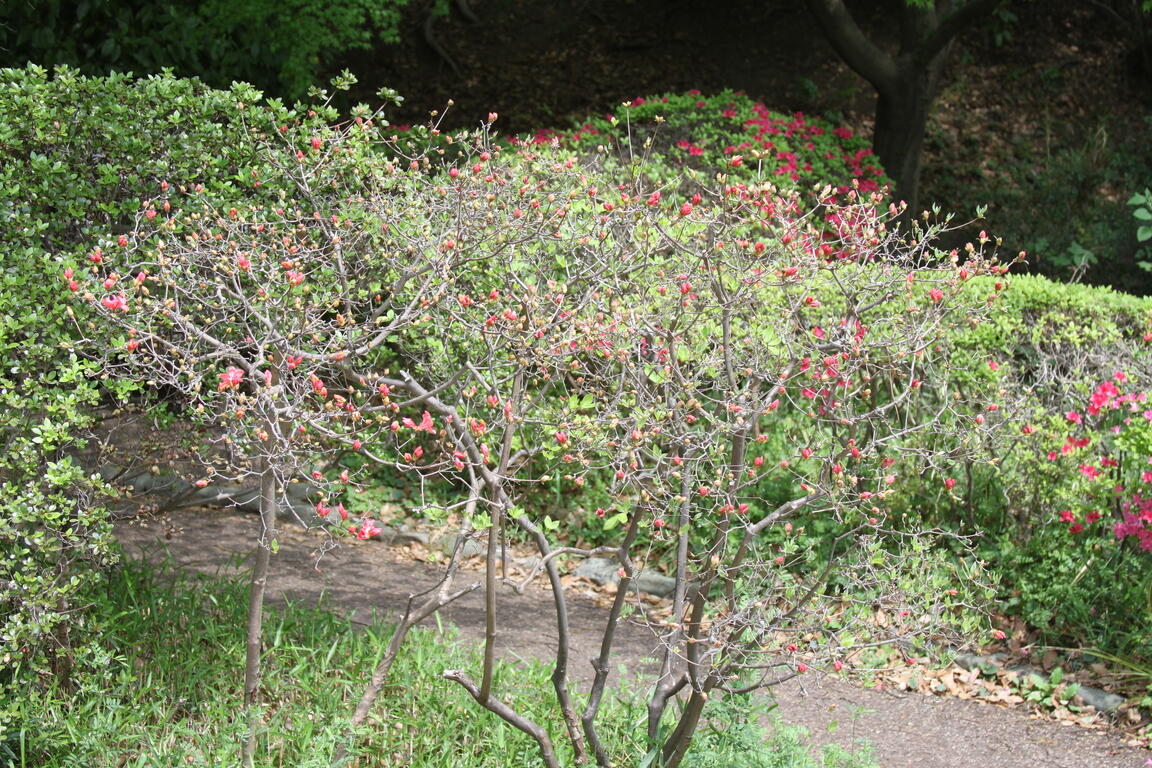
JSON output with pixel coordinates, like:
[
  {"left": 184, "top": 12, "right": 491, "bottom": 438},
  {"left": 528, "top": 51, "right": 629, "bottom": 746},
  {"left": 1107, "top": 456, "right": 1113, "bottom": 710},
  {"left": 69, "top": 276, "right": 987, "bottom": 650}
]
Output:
[{"left": 1, "top": 555, "right": 876, "bottom": 768}]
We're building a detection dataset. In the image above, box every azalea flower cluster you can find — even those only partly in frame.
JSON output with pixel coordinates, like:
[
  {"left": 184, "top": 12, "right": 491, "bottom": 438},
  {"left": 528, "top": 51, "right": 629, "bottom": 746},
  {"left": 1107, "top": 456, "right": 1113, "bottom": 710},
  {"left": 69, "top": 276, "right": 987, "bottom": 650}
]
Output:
[
  {"left": 1045, "top": 371, "right": 1152, "bottom": 547},
  {"left": 1114, "top": 495, "right": 1152, "bottom": 551}
]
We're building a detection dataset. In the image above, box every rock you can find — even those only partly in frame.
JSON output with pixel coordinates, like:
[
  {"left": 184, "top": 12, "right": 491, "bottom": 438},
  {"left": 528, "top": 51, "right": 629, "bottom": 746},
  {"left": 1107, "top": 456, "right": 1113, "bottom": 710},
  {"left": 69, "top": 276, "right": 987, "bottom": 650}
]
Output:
[
  {"left": 436, "top": 532, "right": 480, "bottom": 556},
  {"left": 396, "top": 529, "right": 433, "bottom": 545},
  {"left": 285, "top": 482, "right": 312, "bottom": 500},
  {"left": 516, "top": 556, "right": 543, "bottom": 574},
  {"left": 573, "top": 557, "right": 676, "bottom": 598},
  {"left": 574, "top": 557, "right": 620, "bottom": 585},
  {"left": 1074, "top": 685, "right": 1125, "bottom": 713},
  {"left": 631, "top": 570, "right": 677, "bottom": 598},
  {"left": 192, "top": 484, "right": 260, "bottom": 512},
  {"left": 952, "top": 652, "right": 1005, "bottom": 672}
]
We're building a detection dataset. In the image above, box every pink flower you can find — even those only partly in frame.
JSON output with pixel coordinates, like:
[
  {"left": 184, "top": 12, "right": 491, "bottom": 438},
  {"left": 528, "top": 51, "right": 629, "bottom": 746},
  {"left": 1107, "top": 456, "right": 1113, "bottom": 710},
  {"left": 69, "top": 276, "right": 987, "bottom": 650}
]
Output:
[
  {"left": 1059, "top": 510, "right": 1076, "bottom": 523},
  {"left": 928, "top": 289, "right": 944, "bottom": 303},
  {"left": 402, "top": 411, "right": 436, "bottom": 433},
  {"left": 217, "top": 366, "right": 245, "bottom": 391},
  {"left": 1065, "top": 411, "right": 1083, "bottom": 424},
  {"left": 1078, "top": 463, "right": 1101, "bottom": 480},
  {"left": 944, "top": 477, "right": 956, "bottom": 490},
  {"left": 354, "top": 519, "right": 382, "bottom": 539},
  {"left": 101, "top": 294, "right": 128, "bottom": 312}
]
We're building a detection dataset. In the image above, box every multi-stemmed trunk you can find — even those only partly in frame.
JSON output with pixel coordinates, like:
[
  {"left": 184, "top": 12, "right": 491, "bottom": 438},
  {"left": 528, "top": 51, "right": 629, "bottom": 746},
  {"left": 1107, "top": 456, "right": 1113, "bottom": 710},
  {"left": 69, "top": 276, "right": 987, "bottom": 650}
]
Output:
[{"left": 240, "top": 458, "right": 277, "bottom": 768}]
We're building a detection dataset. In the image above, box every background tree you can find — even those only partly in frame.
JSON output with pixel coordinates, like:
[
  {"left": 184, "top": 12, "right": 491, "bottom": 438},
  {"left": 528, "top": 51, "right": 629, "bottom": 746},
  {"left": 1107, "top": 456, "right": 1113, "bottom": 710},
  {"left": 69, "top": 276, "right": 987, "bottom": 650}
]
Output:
[{"left": 804, "top": 0, "right": 1004, "bottom": 216}]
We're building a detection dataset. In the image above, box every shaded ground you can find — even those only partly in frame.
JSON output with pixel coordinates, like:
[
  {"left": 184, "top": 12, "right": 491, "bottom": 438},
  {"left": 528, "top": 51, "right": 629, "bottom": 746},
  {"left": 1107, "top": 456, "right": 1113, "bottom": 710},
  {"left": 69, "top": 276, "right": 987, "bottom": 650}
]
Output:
[{"left": 116, "top": 507, "right": 1149, "bottom": 768}]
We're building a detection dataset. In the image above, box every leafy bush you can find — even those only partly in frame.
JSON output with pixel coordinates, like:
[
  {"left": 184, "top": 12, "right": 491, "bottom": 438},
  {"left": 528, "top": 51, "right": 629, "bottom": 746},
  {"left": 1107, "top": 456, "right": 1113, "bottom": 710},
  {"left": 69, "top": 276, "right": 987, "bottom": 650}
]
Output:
[
  {"left": 900, "top": 274, "right": 1152, "bottom": 658},
  {"left": 0, "top": 63, "right": 311, "bottom": 720},
  {"left": 0, "top": 0, "right": 423, "bottom": 99}
]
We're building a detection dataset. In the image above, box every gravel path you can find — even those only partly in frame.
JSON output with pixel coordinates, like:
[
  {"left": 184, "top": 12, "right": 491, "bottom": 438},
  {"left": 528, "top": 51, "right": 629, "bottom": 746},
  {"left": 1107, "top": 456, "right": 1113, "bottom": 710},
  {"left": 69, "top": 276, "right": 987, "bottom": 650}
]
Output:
[{"left": 115, "top": 508, "right": 1149, "bottom": 768}]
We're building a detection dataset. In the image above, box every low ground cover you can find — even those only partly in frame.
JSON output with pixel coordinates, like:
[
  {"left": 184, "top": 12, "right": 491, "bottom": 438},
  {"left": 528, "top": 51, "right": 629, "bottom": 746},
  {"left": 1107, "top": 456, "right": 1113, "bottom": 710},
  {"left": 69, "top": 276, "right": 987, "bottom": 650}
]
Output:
[{"left": 2, "top": 555, "right": 877, "bottom": 768}]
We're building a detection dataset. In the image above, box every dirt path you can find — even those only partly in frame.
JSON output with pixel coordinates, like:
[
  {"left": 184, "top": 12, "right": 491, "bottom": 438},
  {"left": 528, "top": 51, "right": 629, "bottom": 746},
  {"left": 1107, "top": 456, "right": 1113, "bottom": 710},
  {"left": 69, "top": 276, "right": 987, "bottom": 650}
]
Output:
[{"left": 115, "top": 508, "right": 1148, "bottom": 768}]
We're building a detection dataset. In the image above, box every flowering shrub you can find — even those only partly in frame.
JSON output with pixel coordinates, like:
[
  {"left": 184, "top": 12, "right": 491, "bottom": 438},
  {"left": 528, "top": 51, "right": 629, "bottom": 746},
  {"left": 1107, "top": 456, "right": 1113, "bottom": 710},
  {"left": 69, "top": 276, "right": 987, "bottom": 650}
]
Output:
[
  {"left": 69, "top": 91, "right": 1016, "bottom": 766},
  {"left": 919, "top": 275, "right": 1152, "bottom": 657},
  {"left": 395, "top": 91, "right": 888, "bottom": 215},
  {"left": 512, "top": 90, "right": 889, "bottom": 200}
]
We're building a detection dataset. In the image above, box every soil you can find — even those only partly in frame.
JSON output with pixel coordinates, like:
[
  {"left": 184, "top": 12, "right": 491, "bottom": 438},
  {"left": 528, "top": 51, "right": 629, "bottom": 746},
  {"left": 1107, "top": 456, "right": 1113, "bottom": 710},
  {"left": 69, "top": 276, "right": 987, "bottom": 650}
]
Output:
[{"left": 115, "top": 507, "right": 1151, "bottom": 768}]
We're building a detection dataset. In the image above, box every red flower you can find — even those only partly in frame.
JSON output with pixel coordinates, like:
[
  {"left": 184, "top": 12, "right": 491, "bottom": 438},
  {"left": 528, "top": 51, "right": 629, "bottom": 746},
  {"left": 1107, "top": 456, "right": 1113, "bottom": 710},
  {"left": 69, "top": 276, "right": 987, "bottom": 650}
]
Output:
[
  {"left": 217, "top": 366, "right": 245, "bottom": 391},
  {"left": 101, "top": 294, "right": 128, "bottom": 312}
]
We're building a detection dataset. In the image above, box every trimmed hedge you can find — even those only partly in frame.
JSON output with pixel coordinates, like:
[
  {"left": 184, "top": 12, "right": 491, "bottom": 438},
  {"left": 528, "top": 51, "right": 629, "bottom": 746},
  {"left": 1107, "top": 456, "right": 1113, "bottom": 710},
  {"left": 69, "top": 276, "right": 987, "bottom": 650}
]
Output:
[{"left": 0, "top": 64, "right": 301, "bottom": 722}]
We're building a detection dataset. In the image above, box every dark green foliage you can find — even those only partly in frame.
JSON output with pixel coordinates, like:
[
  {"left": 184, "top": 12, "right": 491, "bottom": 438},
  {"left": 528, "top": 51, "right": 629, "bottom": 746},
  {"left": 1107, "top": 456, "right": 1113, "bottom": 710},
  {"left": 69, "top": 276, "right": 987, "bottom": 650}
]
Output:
[
  {"left": 0, "top": 0, "right": 424, "bottom": 99},
  {"left": 930, "top": 114, "right": 1152, "bottom": 294}
]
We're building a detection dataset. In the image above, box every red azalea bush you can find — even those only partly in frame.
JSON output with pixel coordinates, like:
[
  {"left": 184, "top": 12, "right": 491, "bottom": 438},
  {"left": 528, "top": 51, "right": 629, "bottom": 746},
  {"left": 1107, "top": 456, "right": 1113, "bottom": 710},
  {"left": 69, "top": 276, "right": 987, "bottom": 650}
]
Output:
[
  {"left": 513, "top": 90, "right": 888, "bottom": 198},
  {"left": 394, "top": 90, "right": 889, "bottom": 212}
]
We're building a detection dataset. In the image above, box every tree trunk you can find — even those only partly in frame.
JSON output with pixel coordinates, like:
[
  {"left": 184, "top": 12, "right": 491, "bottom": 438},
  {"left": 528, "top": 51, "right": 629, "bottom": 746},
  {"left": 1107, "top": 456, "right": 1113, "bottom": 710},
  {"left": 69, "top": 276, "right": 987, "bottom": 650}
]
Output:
[
  {"left": 661, "top": 689, "right": 710, "bottom": 768},
  {"left": 804, "top": 0, "right": 1001, "bottom": 221},
  {"left": 873, "top": 68, "right": 936, "bottom": 217},
  {"left": 241, "top": 460, "right": 277, "bottom": 768}
]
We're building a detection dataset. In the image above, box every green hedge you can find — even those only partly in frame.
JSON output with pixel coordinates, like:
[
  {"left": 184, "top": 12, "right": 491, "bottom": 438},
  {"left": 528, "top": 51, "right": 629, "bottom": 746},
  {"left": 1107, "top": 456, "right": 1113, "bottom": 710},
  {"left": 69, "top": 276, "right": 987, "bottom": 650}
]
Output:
[
  {"left": 933, "top": 275, "right": 1152, "bottom": 658},
  {"left": 0, "top": 64, "right": 301, "bottom": 721}
]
